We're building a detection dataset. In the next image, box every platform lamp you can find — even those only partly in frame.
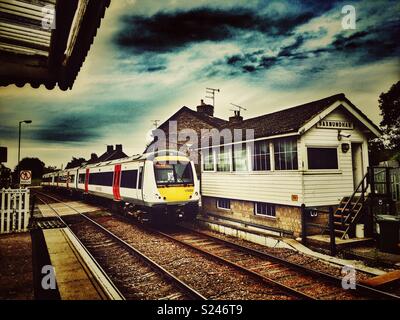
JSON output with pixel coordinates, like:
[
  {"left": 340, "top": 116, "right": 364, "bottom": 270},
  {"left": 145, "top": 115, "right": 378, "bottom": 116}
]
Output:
[{"left": 18, "top": 120, "right": 32, "bottom": 187}]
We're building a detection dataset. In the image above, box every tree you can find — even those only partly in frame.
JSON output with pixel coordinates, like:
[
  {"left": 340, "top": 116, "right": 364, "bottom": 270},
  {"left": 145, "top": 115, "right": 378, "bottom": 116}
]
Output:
[
  {"left": 65, "top": 157, "right": 86, "bottom": 169},
  {"left": 14, "top": 157, "right": 45, "bottom": 180},
  {"left": 379, "top": 80, "right": 400, "bottom": 151}
]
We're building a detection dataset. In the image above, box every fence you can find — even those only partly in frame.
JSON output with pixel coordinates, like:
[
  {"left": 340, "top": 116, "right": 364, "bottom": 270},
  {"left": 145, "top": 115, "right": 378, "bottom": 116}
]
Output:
[
  {"left": 391, "top": 168, "right": 400, "bottom": 202},
  {"left": 0, "top": 188, "right": 30, "bottom": 234},
  {"left": 369, "top": 167, "right": 400, "bottom": 215}
]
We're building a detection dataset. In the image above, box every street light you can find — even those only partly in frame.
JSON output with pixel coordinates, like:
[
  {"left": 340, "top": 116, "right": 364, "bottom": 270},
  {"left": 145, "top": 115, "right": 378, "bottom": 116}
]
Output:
[{"left": 18, "top": 120, "right": 32, "bottom": 186}]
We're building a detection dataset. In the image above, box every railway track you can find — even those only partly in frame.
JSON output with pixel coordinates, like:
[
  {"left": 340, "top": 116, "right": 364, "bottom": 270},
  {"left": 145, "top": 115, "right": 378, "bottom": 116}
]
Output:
[
  {"left": 32, "top": 189, "right": 400, "bottom": 300},
  {"left": 156, "top": 225, "right": 400, "bottom": 300},
  {"left": 32, "top": 191, "right": 301, "bottom": 300},
  {"left": 33, "top": 191, "right": 206, "bottom": 300}
]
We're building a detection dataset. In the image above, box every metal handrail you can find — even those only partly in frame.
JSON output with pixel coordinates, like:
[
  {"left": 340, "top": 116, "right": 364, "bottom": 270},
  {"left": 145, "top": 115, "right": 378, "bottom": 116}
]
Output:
[{"left": 342, "top": 172, "right": 369, "bottom": 225}]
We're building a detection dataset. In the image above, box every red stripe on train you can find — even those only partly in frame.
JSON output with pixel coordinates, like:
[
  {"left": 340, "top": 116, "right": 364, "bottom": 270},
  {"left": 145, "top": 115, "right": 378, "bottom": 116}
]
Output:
[
  {"left": 113, "top": 164, "right": 121, "bottom": 201},
  {"left": 85, "top": 168, "right": 90, "bottom": 193}
]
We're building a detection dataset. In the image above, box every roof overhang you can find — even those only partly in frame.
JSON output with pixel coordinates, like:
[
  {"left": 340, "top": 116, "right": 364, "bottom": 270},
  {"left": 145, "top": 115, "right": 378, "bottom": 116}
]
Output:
[
  {"left": 0, "top": 0, "right": 110, "bottom": 90},
  {"left": 298, "top": 99, "right": 382, "bottom": 138}
]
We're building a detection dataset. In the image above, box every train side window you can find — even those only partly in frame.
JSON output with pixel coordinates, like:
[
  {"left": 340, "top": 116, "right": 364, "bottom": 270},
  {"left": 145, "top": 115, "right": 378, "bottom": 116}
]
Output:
[
  {"left": 120, "top": 170, "right": 138, "bottom": 189},
  {"left": 78, "top": 174, "right": 85, "bottom": 184},
  {"left": 138, "top": 167, "right": 143, "bottom": 189},
  {"left": 89, "top": 172, "right": 113, "bottom": 186}
]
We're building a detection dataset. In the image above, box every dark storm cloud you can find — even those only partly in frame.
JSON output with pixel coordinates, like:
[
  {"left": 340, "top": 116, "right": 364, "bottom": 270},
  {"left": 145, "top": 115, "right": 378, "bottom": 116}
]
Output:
[
  {"left": 209, "top": 18, "right": 400, "bottom": 77},
  {"left": 33, "top": 117, "right": 100, "bottom": 142},
  {"left": 330, "top": 20, "right": 400, "bottom": 63},
  {"left": 29, "top": 101, "right": 149, "bottom": 143},
  {"left": 115, "top": 7, "right": 316, "bottom": 53},
  {"left": 210, "top": 31, "right": 322, "bottom": 75}
]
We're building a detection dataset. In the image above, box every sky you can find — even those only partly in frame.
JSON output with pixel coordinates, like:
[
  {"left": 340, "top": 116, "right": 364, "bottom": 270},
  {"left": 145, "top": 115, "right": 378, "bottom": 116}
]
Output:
[{"left": 0, "top": 0, "right": 399, "bottom": 169}]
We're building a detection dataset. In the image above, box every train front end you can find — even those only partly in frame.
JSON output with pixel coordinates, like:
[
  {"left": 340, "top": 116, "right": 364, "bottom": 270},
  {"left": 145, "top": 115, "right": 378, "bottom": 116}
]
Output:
[{"left": 145, "top": 154, "right": 200, "bottom": 223}]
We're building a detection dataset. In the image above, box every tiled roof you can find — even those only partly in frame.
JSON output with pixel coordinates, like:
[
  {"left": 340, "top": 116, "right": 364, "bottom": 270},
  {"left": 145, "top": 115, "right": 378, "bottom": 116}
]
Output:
[
  {"left": 158, "top": 106, "right": 228, "bottom": 130},
  {"left": 221, "top": 94, "right": 346, "bottom": 138}
]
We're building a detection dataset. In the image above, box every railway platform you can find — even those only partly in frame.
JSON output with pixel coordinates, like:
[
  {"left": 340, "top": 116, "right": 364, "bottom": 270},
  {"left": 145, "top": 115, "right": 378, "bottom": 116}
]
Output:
[
  {"left": 42, "top": 228, "right": 107, "bottom": 300},
  {"left": 0, "top": 198, "right": 122, "bottom": 300}
]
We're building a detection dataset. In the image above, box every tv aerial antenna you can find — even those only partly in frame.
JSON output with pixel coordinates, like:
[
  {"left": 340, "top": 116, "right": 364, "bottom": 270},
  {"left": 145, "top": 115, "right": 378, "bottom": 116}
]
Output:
[
  {"left": 206, "top": 87, "right": 220, "bottom": 107},
  {"left": 230, "top": 103, "right": 247, "bottom": 114},
  {"left": 151, "top": 120, "right": 160, "bottom": 128}
]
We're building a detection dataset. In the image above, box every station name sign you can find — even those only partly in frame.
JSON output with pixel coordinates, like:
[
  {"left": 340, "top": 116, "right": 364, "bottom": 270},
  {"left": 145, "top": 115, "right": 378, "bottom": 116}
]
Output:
[{"left": 317, "top": 120, "right": 354, "bottom": 130}]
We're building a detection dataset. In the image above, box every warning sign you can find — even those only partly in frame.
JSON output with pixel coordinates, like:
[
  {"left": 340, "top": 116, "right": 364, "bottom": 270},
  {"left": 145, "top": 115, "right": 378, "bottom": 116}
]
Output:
[{"left": 20, "top": 170, "right": 32, "bottom": 185}]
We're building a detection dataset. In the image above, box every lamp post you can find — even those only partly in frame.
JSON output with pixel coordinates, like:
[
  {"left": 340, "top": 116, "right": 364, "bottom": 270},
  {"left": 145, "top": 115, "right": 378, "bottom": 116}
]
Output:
[{"left": 18, "top": 120, "right": 32, "bottom": 187}]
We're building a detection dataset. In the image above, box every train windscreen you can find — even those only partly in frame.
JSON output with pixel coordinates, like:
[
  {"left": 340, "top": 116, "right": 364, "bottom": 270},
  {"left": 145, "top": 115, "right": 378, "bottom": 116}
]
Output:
[{"left": 154, "top": 161, "right": 194, "bottom": 186}]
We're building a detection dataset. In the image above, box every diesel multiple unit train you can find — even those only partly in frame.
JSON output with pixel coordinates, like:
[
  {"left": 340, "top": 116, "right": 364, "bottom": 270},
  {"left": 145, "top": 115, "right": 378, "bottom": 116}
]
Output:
[{"left": 41, "top": 151, "right": 200, "bottom": 222}]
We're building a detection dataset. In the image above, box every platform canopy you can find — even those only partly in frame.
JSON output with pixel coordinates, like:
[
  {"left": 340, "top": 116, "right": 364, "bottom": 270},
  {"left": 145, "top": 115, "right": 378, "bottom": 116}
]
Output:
[{"left": 0, "top": 0, "right": 110, "bottom": 90}]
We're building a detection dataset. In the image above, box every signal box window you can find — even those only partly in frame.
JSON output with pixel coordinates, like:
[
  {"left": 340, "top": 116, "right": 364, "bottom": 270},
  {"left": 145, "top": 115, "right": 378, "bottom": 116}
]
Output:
[
  {"left": 254, "top": 202, "right": 276, "bottom": 217},
  {"left": 217, "top": 198, "right": 231, "bottom": 210},
  {"left": 307, "top": 148, "right": 338, "bottom": 170}
]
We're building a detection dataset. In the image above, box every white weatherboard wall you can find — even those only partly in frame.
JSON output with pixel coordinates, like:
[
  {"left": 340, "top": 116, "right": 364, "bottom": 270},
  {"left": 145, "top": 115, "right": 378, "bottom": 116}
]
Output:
[
  {"left": 201, "top": 107, "right": 370, "bottom": 208},
  {"left": 202, "top": 171, "right": 303, "bottom": 206},
  {"left": 301, "top": 108, "right": 369, "bottom": 206}
]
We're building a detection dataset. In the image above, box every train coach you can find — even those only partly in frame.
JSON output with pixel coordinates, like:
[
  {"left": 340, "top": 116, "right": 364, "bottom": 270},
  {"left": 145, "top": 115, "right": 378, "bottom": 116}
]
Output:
[{"left": 41, "top": 151, "right": 200, "bottom": 222}]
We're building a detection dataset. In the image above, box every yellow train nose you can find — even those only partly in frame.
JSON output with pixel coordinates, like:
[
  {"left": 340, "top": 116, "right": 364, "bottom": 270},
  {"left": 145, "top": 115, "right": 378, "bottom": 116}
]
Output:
[{"left": 157, "top": 186, "right": 194, "bottom": 202}]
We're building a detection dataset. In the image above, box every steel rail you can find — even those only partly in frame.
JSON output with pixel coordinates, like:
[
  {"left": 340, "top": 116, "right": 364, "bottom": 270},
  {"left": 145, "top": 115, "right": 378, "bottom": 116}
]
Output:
[
  {"left": 35, "top": 189, "right": 400, "bottom": 300},
  {"left": 34, "top": 193, "right": 125, "bottom": 300},
  {"left": 33, "top": 190, "right": 207, "bottom": 301},
  {"left": 152, "top": 228, "right": 316, "bottom": 300},
  {"left": 176, "top": 224, "right": 400, "bottom": 300}
]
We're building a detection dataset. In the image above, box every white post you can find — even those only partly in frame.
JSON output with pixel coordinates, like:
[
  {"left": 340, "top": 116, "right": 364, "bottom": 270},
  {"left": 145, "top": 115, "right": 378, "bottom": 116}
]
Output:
[
  {"left": 1, "top": 189, "right": 4, "bottom": 234},
  {"left": 24, "top": 190, "right": 30, "bottom": 231},
  {"left": 12, "top": 191, "right": 17, "bottom": 232},
  {"left": 6, "top": 190, "right": 11, "bottom": 233},
  {"left": 18, "top": 190, "right": 22, "bottom": 231}
]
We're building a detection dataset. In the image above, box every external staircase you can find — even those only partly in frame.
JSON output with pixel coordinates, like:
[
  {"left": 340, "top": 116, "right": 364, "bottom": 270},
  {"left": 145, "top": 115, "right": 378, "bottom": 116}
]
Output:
[{"left": 332, "top": 173, "right": 369, "bottom": 240}]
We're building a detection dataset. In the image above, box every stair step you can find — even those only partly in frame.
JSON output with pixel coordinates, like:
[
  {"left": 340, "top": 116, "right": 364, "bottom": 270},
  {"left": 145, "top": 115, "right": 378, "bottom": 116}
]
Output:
[
  {"left": 334, "top": 214, "right": 350, "bottom": 219},
  {"left": 334, "top": 221, "right": 349, "bottom": 226}
]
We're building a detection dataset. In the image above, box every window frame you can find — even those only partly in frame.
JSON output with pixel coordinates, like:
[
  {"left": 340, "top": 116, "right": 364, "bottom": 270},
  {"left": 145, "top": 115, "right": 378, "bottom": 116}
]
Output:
[
  {"left": 216, "top": 145, "right": 231, "bottom": 172},
  {"left": 252, "top": 140, "right": 271, "bottom": 171},
  {"left": 232, "top": 143, "right": 249, "bottom": 172},
  {"left": 202, "top": 148, "right": 215, "bottom": 172},
  {"left": 89, "top": 171, "right": 114, "bottom": 186},
  {"left": 254, "top": 202, "right": 276, "bottom": 218},
  {"left": 120, "top": 169, "right": 138, "bottom": 189},
  {"left": 273, "top": 137, "right": 298, "bottom": 171},
  {"left": 306, "top": 146, "right": 339, "bottom": 170},
  {"left": 216, "top": 198, "right": 231, "bottom": 210}
]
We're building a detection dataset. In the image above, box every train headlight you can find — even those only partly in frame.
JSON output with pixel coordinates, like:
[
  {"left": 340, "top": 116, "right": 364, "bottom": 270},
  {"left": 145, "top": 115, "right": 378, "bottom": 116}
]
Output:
[{"left": 195, "top": 192, "right": 199, "bottom": 196}]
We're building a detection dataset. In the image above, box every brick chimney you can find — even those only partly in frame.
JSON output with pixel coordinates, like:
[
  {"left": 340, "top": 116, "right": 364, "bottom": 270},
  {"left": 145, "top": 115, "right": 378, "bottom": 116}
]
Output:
[
  {"left": 107, "top": 145, "right": 114, "bottom": 153},
  {"left": 116, "top": 144, "right": 123, "bottom": 152},
  {"left": 229, "top": 110, "right": 243, "bottom": 124},
  {"left": 197, "top": 99, "right": 214, "bottom": 117}
]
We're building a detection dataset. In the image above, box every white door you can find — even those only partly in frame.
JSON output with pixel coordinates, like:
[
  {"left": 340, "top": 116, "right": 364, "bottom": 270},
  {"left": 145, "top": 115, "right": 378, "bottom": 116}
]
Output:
[{"left": 351, "top": 143, "right": 364, "bottom": 190}]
